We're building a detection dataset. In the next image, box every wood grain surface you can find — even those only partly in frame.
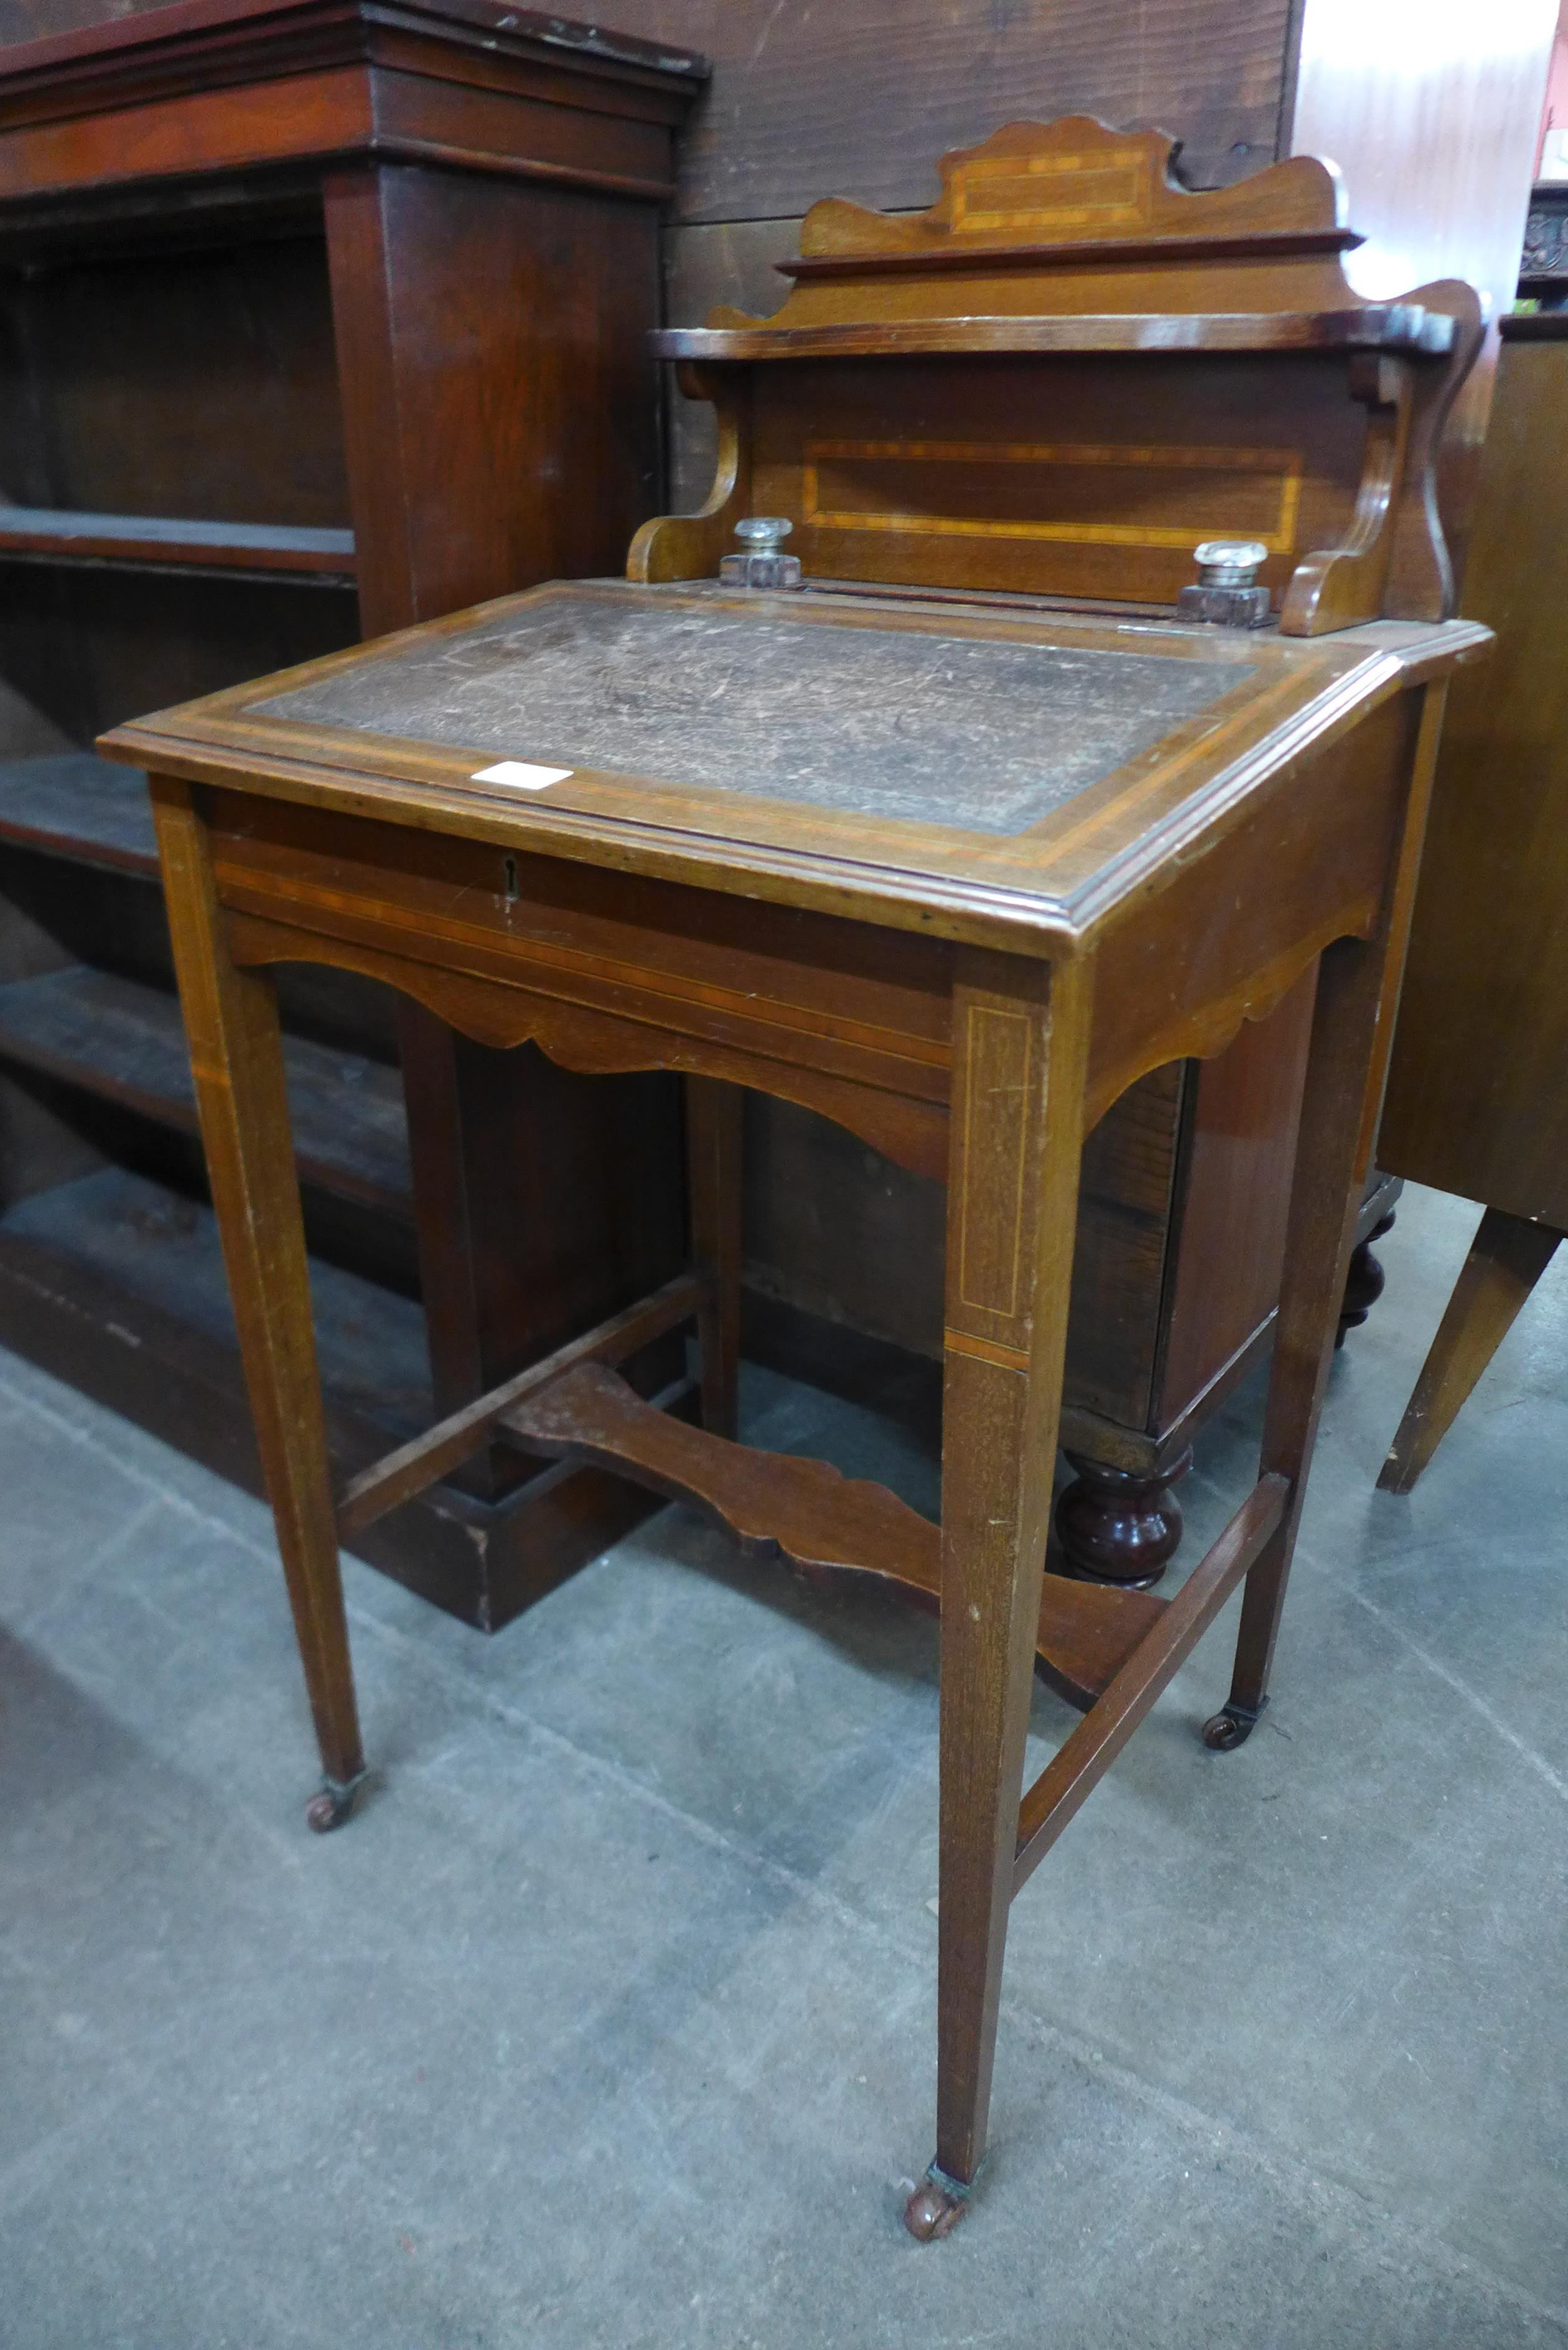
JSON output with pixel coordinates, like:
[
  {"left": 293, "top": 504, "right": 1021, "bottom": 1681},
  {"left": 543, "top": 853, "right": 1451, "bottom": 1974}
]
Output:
[
  {"left": 500, "top": 1356, "right": 1166, "bottom": 1711},
  {"left": 324, "top": 163, "right": 666, "bottom": 638},
  {"left": 0, "top": 960, "right": 411, "bottom": 1213},
  {"left": 572, "top": 0, "right": 1291, "bottom": 222},
  {"left": 1374, "top": 316, "right": 1568, "bottom": 1489},
  {"left": 637, "top": 119, "right": 1478, "bottom": 634},
  {"left": 1379, "top": 322, "right": 1568, "bottom": 1230},
  {"left": 0, "top": 0, "right": 1289, "bottom": 217},
  {"left": 1378, "top": 1206, "right": 1562, "bottom": 1495},
  {"left": 151, "top": 769, "right": 365, "bottom": 1794}
]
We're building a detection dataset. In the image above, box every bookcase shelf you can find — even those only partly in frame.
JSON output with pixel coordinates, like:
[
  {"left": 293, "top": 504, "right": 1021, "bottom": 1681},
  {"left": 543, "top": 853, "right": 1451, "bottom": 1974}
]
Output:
[
  {"left": 0, "top": 503, "right": 357, "bottom": 579},
  {"left": 0, "top": 963, "right": 411, "bottom": 1217},
  {"left": 0, "top": 752, "right": 158, "bottom": 873}
]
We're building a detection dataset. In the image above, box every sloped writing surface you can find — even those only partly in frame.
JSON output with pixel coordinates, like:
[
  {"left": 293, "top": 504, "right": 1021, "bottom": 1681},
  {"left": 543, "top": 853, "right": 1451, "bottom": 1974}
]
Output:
[{"left": 255, "top": 589, "right": 1253, "bottom": 838}]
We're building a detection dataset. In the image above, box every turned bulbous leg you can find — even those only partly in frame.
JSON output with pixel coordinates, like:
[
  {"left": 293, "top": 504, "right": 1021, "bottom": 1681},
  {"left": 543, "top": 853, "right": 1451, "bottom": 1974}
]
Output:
[
  {"left": 1054, "top": 1447, "right": 1192, "bottom": 1589},
  {"left": 1337, "top": 1209, "right": 1396, "bottom": 1347}
]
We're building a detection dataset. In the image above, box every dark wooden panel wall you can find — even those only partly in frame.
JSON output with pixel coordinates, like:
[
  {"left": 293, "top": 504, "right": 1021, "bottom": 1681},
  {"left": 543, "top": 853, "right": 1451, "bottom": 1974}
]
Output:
[
  {"left": 609, "top": 0, "right": 1293, "bottom": 217},
  {"left": 630, "top": 0, "right": 1303, "bottom": 502},
  {"left": 0, "top": 0, "right": 1302, "bottom": 509},
  {"left": 0, "top": 0, "right": 1297, "bottom": 202}
]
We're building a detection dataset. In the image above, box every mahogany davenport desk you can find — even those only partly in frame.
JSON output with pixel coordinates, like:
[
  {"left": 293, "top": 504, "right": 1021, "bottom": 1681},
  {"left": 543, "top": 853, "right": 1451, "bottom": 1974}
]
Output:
[{"left": 101, "top": 571, "right": 1485, "bottom": 2234}]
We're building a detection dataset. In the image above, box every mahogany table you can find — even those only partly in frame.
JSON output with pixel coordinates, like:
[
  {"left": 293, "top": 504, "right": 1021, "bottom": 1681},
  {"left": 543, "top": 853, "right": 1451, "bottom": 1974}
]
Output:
[{"left": 101, "top": 563, "right": 1485, "bottom": 2234}]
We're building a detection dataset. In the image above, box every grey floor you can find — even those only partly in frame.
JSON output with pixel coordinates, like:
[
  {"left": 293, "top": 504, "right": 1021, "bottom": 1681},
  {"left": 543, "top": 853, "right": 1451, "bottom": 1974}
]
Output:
[{"left": 1, "top": 1181, "right": 1564, "bottom": 2349}]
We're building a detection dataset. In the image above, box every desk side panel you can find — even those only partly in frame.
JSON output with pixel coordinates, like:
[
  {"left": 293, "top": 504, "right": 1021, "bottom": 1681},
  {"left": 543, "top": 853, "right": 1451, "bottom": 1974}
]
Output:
[{"left": 1085, "top": 688, "right": 1416, "bottom": 1119}]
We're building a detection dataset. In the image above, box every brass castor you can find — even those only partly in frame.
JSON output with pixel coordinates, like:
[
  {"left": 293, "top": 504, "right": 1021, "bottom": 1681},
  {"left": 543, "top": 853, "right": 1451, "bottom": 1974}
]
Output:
[
  {"left": 1202, "top": 1698, "right": 1267, "bottom": 1752},
  {"left": 903, "top": 2164, "right": 974, "bottom": 2241},
  {"left": 305, "top": 1772, "right": 366, "bottom": 1833}
]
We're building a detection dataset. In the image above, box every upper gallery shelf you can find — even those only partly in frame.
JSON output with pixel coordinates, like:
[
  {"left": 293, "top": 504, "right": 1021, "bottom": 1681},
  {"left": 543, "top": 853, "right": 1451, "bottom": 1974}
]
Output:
[
  {"left": 633, "top": 119, "right": 1485, "bottom": 638},
  {"left": 654, "top": 306, "right": 1458, "bottom": 365},
  {"left": 0, "top": 505, "right": 357, "bottom": 579}
]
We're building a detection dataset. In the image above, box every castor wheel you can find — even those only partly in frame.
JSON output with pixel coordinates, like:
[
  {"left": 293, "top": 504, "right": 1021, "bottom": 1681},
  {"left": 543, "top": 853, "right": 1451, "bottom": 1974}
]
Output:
[
  {"left": 1202, "top": 1698, "right": 1267, "bottom": 1752},
  {"left": 903, "top": 2163, "right": 976, "bottom": 2241},
  {"left": 304, "top": 1771, "right": 366, "bottom": 1833}
]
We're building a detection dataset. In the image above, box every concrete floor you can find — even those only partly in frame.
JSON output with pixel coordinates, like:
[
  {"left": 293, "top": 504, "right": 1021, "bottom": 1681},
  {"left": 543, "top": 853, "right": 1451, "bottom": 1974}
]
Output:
[{"left": 0, "top": 1180, "right": 1564, "bottom": 2349}]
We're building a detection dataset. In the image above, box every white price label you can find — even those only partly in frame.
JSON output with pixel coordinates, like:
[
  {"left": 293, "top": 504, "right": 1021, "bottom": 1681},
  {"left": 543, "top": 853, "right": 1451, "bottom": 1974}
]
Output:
[{"left": 470, "top": 761, "right": 574, "bottom": 791}]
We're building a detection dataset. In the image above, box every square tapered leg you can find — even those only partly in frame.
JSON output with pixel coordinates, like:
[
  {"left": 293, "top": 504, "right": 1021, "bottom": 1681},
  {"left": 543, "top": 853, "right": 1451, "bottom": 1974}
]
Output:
[
  {"left": 906, "top": 953, "right": 1091, "bottom": 2239},
  {"left": 152, "top": 775, "right": 365, "bottom": 1829}
]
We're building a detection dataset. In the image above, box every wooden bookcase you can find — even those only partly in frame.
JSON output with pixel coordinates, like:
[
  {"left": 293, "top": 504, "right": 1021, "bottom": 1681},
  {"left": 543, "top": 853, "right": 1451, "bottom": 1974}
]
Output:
[{"left": 0, "top": 0, "right": 705, "bottom": 1625}]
